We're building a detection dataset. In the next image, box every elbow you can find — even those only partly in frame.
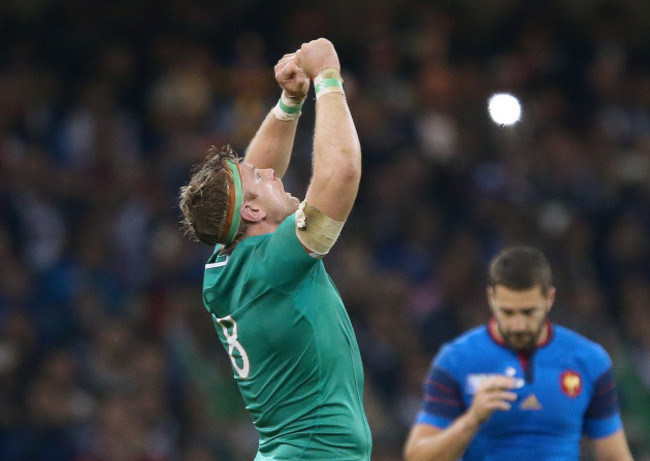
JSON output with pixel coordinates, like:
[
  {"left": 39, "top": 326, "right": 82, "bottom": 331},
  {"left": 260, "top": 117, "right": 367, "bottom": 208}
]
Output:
[
  {"left": 339, "top": 163, "right": 360, "bottom": 186},
  {"left": 312, "top": 145, "right": 361, "bottom": 197},
  {"left": 403, "top": 441, "right": 419, "bottom": 461},
  {"left": 338, "top": 147, "right": 361, "bottom": 183}
]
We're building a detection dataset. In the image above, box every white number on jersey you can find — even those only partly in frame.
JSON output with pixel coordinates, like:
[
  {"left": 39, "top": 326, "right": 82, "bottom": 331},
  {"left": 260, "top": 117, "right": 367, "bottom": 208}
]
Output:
[{"left": 213, "top": 314, "right": 250, "bottom": 379}]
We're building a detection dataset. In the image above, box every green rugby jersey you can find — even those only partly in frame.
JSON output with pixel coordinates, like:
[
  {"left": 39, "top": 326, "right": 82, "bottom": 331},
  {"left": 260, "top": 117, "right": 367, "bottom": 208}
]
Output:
[{"left": 202, "top": 214, "right": 372, "bottom": 460}]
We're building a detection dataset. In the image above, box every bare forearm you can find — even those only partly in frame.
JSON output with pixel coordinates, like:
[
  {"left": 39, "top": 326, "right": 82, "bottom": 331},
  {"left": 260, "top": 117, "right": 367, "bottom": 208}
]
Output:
[
  {"left": 405, "top": 414, "right": 480, "bottom": 461},
  {"left": 305, "top": 92, "right": 361, "bottom": 221},
  {"left": 593, "top": 430, "right": 634, "bottom": 461},
  {"left": 244, "top": 108, "right": 299, "bottom": 179},
  {"left": 314, "top": 93, "right": 361, "bottom": 176}
]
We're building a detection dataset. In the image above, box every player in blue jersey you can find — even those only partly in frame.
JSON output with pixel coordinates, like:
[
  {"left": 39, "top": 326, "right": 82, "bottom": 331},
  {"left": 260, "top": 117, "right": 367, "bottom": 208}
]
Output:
[
  {"left": 404, "top": 246, "right": 633, "bottom": 461},
  {"left": 179, "top": 39, "right": 372, "bottom": 460}
]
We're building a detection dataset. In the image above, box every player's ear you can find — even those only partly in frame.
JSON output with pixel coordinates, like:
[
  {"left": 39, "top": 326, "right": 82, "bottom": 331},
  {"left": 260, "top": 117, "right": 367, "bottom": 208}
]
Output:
[
  {"left": 546, "top": 286, "right": 556, "bottom": 312},
  {"left": 241, "top": 201, "right": 266, "bottom": 223},
  {"left": 486, "top": 286, "right": 496, "bottom": 310}
]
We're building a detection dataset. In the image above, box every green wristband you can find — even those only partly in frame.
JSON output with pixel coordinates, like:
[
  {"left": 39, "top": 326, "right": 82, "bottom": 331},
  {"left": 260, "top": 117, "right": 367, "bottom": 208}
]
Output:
[
  {"left": 278, "top": 98, "right": 303, "bottom": 114},
  {"left": 315, "top": 78, "right": 344, "bottom": 96}
]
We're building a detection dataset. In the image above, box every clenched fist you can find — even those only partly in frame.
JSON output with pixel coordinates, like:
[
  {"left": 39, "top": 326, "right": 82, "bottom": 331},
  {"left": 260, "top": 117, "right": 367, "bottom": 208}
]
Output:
[
  {"left": 296, "top": 38, "right": 340, "bottom": 79},
  {"left": 274, "top": 53, "right": 309, "bottom": 100}
]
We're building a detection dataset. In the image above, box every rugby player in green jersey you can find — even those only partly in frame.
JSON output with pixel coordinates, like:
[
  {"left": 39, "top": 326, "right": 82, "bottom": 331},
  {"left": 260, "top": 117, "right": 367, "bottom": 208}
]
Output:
[{"left": 179, "top": 38, "right": 372, "bottom": 460}]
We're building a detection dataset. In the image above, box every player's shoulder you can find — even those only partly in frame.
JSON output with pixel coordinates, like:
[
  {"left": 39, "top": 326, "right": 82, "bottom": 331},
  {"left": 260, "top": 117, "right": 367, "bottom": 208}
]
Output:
[
  {"left": 435, "top": 325, "right": 490, "bottom": 363},
  {"left": 447, "top": 324, "right": 489, "bottom": 349},
  {"left": 552, "top": 324, "right": 612, "bottom": 365},
  {"left": 553, "top": 324, "right": 607, "bottom": 352}
]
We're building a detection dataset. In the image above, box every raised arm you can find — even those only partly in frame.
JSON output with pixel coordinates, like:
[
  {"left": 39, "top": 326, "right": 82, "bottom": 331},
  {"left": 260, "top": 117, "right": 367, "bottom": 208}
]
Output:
[
  {"left": 297, "top": 38, "right": 361, "bottom": 222},
  {"left": 244, "top": 53, "right": 309, "bottom": 178}
]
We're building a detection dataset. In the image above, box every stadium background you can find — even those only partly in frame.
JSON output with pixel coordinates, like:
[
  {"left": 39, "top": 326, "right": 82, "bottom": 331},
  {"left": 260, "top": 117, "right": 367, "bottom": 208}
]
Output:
[{"left": 0, "top": 0, "right": 648, "bottom": 459}]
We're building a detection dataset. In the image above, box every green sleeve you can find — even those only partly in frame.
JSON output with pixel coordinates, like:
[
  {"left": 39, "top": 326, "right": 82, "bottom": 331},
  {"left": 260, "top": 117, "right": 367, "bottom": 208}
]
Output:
[{"left": 260, "top": 214, "right": 321, "bottom": 288}]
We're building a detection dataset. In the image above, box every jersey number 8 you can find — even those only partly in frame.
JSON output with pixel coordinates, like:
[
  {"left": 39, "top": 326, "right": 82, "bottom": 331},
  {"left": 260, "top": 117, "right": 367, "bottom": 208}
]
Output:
[{"left": 213, "top": 314, "right": 251, "bottom": 379}]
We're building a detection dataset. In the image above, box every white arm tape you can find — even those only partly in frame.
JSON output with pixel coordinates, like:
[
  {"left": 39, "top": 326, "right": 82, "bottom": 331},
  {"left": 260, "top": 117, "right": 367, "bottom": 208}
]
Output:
[{"left": 295, "top": 201, "right": 344, "bottom": 257}]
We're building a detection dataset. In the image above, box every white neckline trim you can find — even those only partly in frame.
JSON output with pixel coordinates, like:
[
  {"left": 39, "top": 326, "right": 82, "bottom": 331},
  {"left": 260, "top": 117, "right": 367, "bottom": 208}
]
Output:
[{"left": 205, "top": 256, "right": 229, "bottom": 269}]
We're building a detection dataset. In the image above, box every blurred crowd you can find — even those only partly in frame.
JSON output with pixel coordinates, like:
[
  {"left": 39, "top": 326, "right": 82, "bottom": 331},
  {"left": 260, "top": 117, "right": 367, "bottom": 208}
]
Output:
[{"left": 0, "top": 0, "right": 649, "bottom": 460}]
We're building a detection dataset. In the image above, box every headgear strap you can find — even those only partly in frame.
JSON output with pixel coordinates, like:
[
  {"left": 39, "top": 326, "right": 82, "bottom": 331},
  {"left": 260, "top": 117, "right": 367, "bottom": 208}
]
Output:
[{"left": 219, "top": 160, "right": 244, "bottom": 245}]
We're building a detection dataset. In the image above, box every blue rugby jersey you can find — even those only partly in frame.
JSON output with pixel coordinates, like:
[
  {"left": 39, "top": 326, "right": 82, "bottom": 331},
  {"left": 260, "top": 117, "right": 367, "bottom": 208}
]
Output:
[{"left": 415, "top": 320, "right": 623, "bottom": 460}]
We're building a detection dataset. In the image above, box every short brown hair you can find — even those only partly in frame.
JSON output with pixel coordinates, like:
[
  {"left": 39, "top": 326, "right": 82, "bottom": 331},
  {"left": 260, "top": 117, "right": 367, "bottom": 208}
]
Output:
[
  {"left": 179, "top": 145, "right": 241, "bottom": 245},
  {"left": 488, "top": 246, "right": 553, "bottom": 294}
]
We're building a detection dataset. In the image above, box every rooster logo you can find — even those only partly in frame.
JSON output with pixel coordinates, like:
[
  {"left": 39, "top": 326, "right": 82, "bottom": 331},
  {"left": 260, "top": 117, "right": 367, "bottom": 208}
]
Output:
[{"left": 560, "top": 371, "right": 582, "bottom": 397}]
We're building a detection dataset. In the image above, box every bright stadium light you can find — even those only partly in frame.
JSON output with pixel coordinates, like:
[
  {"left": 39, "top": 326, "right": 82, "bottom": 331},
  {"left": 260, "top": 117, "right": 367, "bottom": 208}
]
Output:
[{"left": 488, "top": 93, "right": 521, "bottom": 126}]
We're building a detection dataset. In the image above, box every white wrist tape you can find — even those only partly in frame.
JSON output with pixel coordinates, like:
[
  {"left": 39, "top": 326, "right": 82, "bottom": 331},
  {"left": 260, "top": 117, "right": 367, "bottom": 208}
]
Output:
[
  {"left": 314, "top": 68, "right": 345, "bottom": 100},
  {"left": 272, "top": 91, "right": 305, "bottom": 121}
]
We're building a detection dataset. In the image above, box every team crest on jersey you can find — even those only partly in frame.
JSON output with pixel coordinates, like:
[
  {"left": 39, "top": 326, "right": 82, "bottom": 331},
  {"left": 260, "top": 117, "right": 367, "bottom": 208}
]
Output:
[
  {"left": 560, "top": 370, "right": 582, "bottom": 397},
  {"left": 519, "top": 394, "right": 542, "bottom": 410}
]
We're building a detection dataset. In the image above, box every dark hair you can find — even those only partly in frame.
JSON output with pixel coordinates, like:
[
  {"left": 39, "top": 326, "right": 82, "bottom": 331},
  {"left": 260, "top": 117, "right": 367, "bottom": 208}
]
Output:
[
  {"left": 488, "top": 246, "right": 553, "bottom": 294},
  {"left": 179, "top": 145, "right": 241, "bottom": 246}
]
